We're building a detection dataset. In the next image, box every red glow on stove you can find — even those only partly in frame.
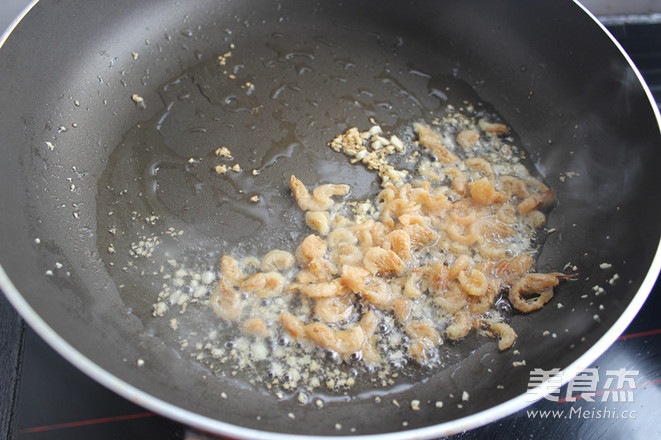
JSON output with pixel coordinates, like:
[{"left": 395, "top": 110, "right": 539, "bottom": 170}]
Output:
[{"left": 19, "top": 412, "right": 155, "bottom": 434}]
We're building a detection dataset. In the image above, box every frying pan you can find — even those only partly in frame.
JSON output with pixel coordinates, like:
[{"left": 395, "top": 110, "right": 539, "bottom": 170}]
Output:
[{"left": 1, "top": 0, "right": 660, "bottom": 438}]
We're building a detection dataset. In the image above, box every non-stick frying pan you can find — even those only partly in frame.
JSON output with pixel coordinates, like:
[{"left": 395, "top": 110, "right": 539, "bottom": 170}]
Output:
[{"left": 1, "top": 0, "right": 660, "bottom": 438}]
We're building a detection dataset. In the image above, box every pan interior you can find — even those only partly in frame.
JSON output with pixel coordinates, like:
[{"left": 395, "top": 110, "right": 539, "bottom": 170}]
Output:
[{"left": 0, "top": 0, "right": 659, "bottom": 436}]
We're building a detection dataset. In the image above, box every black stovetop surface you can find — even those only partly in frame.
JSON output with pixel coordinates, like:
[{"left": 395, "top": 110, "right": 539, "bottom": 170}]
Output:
[{"left": 2, "top": 21, "right": 661, "bottom": 440}]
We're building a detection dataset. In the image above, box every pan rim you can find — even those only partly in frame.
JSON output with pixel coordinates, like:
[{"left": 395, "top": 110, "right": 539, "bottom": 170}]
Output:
[
  {"left": 1, "top": 0, "right": 661, "bottom": 437},
  {"left": 2, "top": 247, "right": 660, "bottom": 438},
  {"left": 0, "top": 0, "right": 38, "bottom": 48}
]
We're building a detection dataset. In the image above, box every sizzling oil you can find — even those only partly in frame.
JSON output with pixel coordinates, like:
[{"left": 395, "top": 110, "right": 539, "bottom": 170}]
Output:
[{"left": 96, "top": 30, "right": 528, "bottom": 402}]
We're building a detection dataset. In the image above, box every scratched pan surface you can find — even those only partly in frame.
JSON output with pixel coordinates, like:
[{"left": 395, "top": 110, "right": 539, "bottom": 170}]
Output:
[{"left": 1, "top": 0, "right": 660, "bottom": 438}]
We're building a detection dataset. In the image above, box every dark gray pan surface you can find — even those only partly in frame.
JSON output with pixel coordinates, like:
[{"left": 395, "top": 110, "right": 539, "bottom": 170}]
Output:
[{"left": 0, "top": 0, "right": 659, "bottom": 437}]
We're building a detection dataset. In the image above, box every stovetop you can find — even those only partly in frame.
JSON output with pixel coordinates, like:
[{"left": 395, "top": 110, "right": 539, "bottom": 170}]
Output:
[{"left": 1, "top": 16, "right": 661, "bottom": 440}]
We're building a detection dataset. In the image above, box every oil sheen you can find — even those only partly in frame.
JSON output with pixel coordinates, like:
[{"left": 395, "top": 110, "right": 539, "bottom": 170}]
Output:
[{"left": 96, "top": 29, "right": 532, "bottom": 402}]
